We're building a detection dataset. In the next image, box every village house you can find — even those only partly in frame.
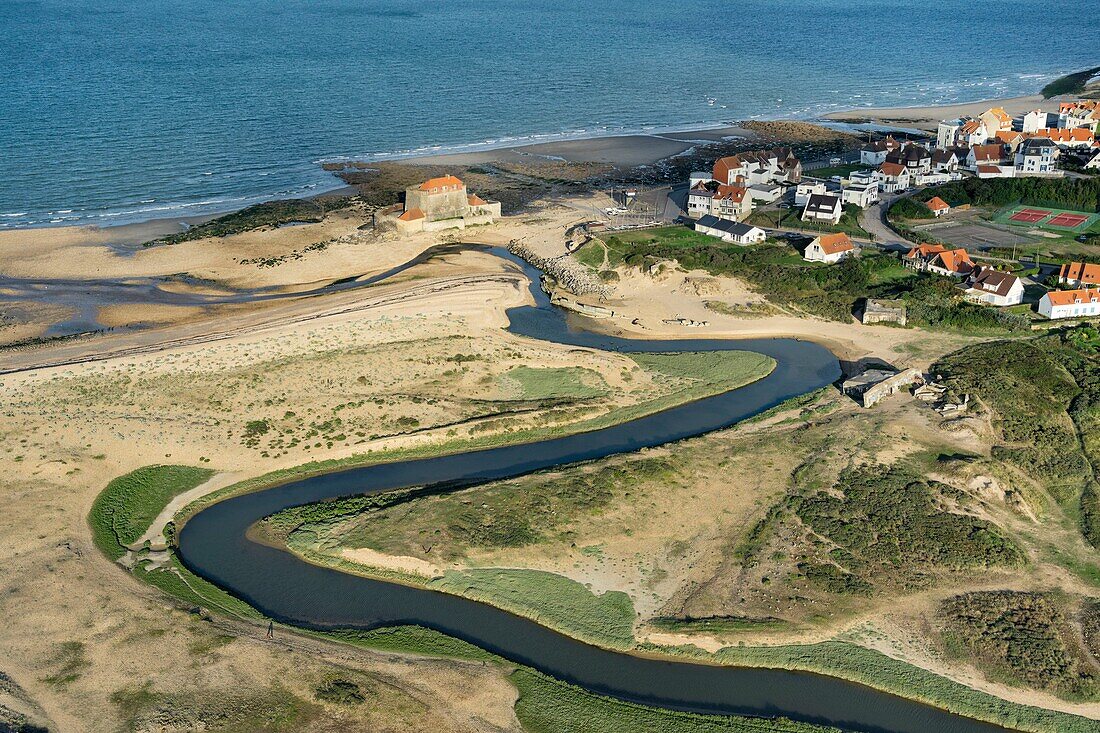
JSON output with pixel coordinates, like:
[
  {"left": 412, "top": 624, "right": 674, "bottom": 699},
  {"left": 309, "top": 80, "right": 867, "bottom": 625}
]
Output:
[
  {"left": 376, "top": 174, "right": 501, "bottom": 234},
  {"left": 1015, "top": 137, "right": 1059, "bottom": 175},
  {"left": 859, "top": 135, "right": 900, "bottom": 166},
  {"left": 1059, "top": 262, "right": 1100, "bottom": 288},
  {"left": 915, "top": 172, "right": 952, "bottom": 186},
  {"left": 930, "top": 149, "right": 960, "bottom": 173},
  {"left": 976, "top": 164, "right": 1014, "bottom": 179},
  {"left": 1022, "top": 109, "right": 1051, "bottom": 134},
  {"left": 875, "top": 162, "right": 910, "bottom": 193},
  {"left": 994, "top": 130, "right": 1025, "bottom": 152},
  {"left": 848, "top": 169, "right": 878, "bottom": 186},
  {"left": 711, "top": 184, "right": 752, "bottom": 220},
  {"left": 841, "top": 181, "right": 878, "bottom": 208},
  {"left": 967, "top": 143, "right": 1007, "bottom": 170},
  {"left": 964, "top": 266, "right": 1024, "bottom": 306},
  {"left": 937, "top": 118, "right": 989, "bottom": 149},
  {"left": 904, "top": 243, "right": 948, "bottom": 271},
  {"left": 885, "top": 143, "right": 932, "bottom": 176},
  {"left": 979, "top": 107, "right": 1013, "bottom": 135},
  {"left": 801, "top": 193, "right": 843, "bottom": 225},
  {"left": 926, "top": 248, "right": 975, "bottom": 277},
  {"left": 1030, "top": 128, "right": 1097, "bottom": 149},
  {"left": 748, "top": 183, "right": 784, "bottom": 203},
  {"left": 1058, "top": 101, "right": 1100, "bottom": 133},
  {"left": 694, "top": 215, "right": 766, "bottom": 245},
  {"left": 926, "top": 196, "right": 951, "bottom": 217},
  {"left": 1086, "top": 148, "right": 1100, "bottom": 170},
  {"left": 712, "top": 148, "right": 802, "bottom": 187},
  {"left": 1039, "top": 289, "right": 1100, "bottom": 320},
  {"left": 804, "top": 232, "right": 855, "bottom": 264},
  {"left": 686, "top": 182, "right": 716, "bottom": 218},
  {"left": 795, "top": 180, "right": 829, "bottom": 206}
]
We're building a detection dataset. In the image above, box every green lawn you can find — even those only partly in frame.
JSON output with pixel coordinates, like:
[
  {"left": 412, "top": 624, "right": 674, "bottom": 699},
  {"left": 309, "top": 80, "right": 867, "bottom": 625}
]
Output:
[
  {"left": 500, "top": 366, "right": 609, "bottom": 400},
  {"left": 745, "top": 206, "right": 871, "bottom": 239},
  {"left": 89, "top": 465, "right": 214, "bottom": 559}
]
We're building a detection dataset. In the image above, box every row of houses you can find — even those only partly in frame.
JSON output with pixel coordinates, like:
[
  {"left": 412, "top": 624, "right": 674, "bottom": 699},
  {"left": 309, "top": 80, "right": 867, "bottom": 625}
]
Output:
[
  {"left": 686, "top": 148, "right": 804, "bottom": 223},
  {"left": 929, "top": 101, "right": 1100, "bottom": 178}
]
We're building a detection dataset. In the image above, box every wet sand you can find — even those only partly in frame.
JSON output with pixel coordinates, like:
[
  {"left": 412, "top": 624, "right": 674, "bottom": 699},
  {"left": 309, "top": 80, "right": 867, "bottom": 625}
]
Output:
[
  {"left": 395, "top": 125, "right": 756, "bottom": 169},
  {"left": 823, "top": 94, "right": 1062, "bottom": 131}
]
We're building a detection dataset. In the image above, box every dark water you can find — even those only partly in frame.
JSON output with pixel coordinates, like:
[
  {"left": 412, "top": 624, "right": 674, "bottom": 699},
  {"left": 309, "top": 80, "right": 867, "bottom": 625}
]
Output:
[
  {"left": 3, "top": 0, "right": 1097, "bottom": 229},
  {"left": 176, "top": 250, "right": 1017, "bottom": 733}
]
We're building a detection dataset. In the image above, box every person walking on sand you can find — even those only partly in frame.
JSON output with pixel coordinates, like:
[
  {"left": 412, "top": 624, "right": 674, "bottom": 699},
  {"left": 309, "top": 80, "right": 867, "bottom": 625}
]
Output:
[{"left": 266, "top": 621, "right": 274, "bottom": 639}]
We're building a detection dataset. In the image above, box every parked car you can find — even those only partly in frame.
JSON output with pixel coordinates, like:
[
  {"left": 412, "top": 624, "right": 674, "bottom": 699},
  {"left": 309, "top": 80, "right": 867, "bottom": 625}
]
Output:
[{"left": 829, "top": 157, "right": 841, "bottom": 165}]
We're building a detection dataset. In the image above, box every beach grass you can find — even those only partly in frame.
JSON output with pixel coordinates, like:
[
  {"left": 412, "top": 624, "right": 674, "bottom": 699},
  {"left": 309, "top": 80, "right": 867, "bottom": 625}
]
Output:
[
  {"left": 500, "top": 365, "right": 609, "bottom": 400},
  {"left": 511, "top": 667, "right": 839, "bottom": 733},
  {"left": 429, "top": 568, "right": 637, "bottom": 649},
  {"left": 89, "top": 465, "right": 213, "bottom": 559}
]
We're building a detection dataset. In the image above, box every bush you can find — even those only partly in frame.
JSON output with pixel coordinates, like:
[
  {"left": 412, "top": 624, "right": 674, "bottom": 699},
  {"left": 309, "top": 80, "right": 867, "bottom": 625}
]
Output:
[
  {"left": 919, "top": 177, "right": 1100, "bottom": 213},
  {"left": 889, "top": 197, "right": 934, "bottom": 221}
]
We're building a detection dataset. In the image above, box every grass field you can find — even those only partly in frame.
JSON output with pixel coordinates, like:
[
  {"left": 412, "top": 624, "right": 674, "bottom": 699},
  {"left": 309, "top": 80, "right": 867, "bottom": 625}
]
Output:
[
  {"left": 745, "top": 206, "right": 872, "bottom": 239},
  {"left": 430, "top": 569, "right": 637, "bottom": 648},
  {"left": 88, "top": 465, "right": 214, "bottom": 559},
  {"left": 807, "top": 163, "right": 864, "bottom": 179}
]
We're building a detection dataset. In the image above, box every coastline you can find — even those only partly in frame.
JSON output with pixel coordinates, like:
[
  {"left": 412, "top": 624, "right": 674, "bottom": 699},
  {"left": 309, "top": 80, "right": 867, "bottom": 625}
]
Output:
[
  {"left": 0, "top": 84, "right": 1078, "bottom": 238},
  {"left": 821, "top": 93, "right": 1062, "bottom": 131}
]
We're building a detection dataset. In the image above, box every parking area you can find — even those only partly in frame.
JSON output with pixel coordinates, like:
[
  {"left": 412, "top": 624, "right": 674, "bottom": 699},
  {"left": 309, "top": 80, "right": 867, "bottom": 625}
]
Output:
[{"left": 913, "top": 221, "right": 1038, "bottom": 248}]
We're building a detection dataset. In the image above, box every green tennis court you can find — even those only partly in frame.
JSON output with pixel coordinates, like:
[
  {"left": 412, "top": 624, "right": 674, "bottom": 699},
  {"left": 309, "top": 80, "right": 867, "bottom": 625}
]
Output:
[{"left": 993, "top": 204, "right": 1100, "bottom": 232}]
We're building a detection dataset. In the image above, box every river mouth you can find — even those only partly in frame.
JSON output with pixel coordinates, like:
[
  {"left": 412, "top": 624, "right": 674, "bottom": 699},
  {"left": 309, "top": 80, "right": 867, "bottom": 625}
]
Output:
[{"left": 173, "top": 247, "right": 1013, "bottom": 733}]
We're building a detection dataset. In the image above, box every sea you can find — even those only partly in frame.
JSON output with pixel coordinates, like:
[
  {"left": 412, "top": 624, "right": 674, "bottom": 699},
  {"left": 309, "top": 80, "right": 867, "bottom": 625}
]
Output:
[{"left": 1, "top": 0, "right": 1096, "bottom": 230}]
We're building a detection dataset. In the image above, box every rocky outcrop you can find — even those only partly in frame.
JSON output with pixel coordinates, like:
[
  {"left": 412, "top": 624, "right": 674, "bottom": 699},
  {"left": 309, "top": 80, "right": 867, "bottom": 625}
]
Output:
[{"left": 508, "top": 241, "right": 611, "bottom": 298}]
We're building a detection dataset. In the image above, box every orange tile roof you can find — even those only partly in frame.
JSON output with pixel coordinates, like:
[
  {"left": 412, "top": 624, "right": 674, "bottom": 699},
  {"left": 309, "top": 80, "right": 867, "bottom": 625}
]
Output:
[
  {"left": 971, "top": 144, "right": 1004, "bottom": 161},
  {"left": 467, "top": 193, "right": 487, "bottom": 206},
  {"left": 985, "top": 107, "right": 1012, "bottom": 124},
  {"left": 933, "top": 248, "right": 974, "bottom": 273},
  {"left": 714, "top": 184, "right": 747, "bottom": 203},
  {"left": 712, "top": 156, "right": 747, "bottom": 183},
  {"left": 906, "top": 243, "right": 948, "bottom": 259},
  {"left": 926, "top": 196, "right": 950, "bottom": 211},
  {"left": 418, "top": 175, "right": 464, "bottom": 191},
  {"left": 1060, "top": 262, "right": 1100, "bottom": 286},
  {"left": 879, "top": 162, "right": 906, "bottom": 177},
  {"left": 397, "top": 207, "right": 425, "bottom": 221},
  {"left": 1031, "top": 128, "right": 1095, "bottom": 143},
  {"left": 994, "top": 130, "right": 1022, "bottom": 144},
  {"left": 814, "top": 232, "right": 854, "bottom": 255},
  {"left": 961, "top": 120, "right": 983, "bottom": 134},
  {"left": 976, "top": 165, "right": 1001, "bottom": 174},
  {"left": 1045, "top": 288, "right": 1100, "bottom": 307}
]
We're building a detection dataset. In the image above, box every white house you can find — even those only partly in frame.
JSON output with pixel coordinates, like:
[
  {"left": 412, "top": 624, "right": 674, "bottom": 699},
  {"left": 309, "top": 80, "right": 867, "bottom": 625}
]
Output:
[
  {"left": 1039, "top": 289, "right": 1100, "bottom": 320},
  {"left": 960, "top": 119, "right": 990, "bottom": 147},
  {"left": 860, "top": 140, "right": 891, "bottom": 166},
  {"left": 848, "top": 169, "right": 877, "bottom": 186},
  {"left": 689, "top": 171, "right": 712, "bottom": 188},
  {"left": 885, "top": 144, "right": 932, "bottom": 176},
  {"left": 1086, "top": 148, "right": 1100, "bottom": 170},
  {"left": 804, "top": 232, "right": 855, "bottom": 264},
  {"left": 795, "top": 180, "right": 828, "bottom": 206},
  {"left": 926, "top": 197, "right": 950, "bottom": 217},
  {"left": 931, "top": 149, "right": 960, "bottom": 173},
  {"left": 926, "top": 248, "right": 975, "bottom": 278},
  {"left": 712, "top": 148, "right": 802, "bottom": 186},
  {"left": 1022, "top": 109, "right": 1050, "bottom": 134},
  {"left": 694, "top": 215, "right": 766, "bottom": 245},
  {"left": 841, "top": 182, "right": 878, "bottom": 208},
  {"left": 936, "top": 120, "right": 961, "bottom": 150},
  {"left": 711, "top": 184, "right": 752, "bottom": 220},
  {"left": 1059, "top": 262, "right": 1100, "bottom": 288},
  {"left": 747, "top": 183, "right": 784, "bottom": 204},
  {"left": 967, "top": 144, "right": 1007, "bottom": 170},
  {"left": 976, "top": 164, "right": 1014, "bottom": 179},
  {"left": 979, "top": 107, "right": 1013, "bottom": 135},
  {"left": 964, "top": 266, "right": 1024, "bottom": 306},
  {"left": 1059, "top": 102, "right": 1100, "bottom": 134},
  {"left": 915, "top": 172, "right": 951, "bottom": 186},
  {"left": 802, "top": 193, "right": 843, "bottom": 225},
  {"left": 1015, "top": 138, "right": 1059, "bottom": 175},
  {"left": 686, "top": 183, "right": 715, "bottom": 218},
  {"left": 875, "top": 162, "right": 910, "bottom": 193}
]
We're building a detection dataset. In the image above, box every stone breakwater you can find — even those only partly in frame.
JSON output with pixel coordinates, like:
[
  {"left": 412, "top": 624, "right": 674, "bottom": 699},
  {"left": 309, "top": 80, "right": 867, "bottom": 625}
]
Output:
[{"left": 507, "top": 241, "right": 611, "bottom": 298}]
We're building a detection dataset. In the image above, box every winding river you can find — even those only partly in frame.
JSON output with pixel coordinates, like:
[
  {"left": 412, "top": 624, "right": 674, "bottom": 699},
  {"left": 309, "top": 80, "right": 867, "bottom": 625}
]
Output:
[{"left": 177, "top": 249, "right": 1014, "bottom": 733}]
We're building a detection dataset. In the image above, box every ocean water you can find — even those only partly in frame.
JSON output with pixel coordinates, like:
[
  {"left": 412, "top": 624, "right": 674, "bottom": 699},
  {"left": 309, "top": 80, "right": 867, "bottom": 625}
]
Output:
[{"left": 1, "top": 0, "right": 1096, "bottom": 229}]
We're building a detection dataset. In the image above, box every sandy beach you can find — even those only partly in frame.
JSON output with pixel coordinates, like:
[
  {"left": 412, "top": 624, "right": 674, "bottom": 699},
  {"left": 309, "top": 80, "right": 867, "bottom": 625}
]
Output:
[{"left": 822, "top": 93, "right": 1064, "bottom": 131}]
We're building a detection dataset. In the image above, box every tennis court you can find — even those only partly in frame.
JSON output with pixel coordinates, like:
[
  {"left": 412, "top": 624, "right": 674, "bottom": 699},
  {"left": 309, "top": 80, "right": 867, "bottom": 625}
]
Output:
[
  {"left": 994, "top": 204, "right": 1100, "bottom": 233},
  {"left": 1046, "top": 212, "right": 1092, "bottom": 229},
  {"left": 1008, "top": 208, "right": 1051, "bottom": 223}
]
